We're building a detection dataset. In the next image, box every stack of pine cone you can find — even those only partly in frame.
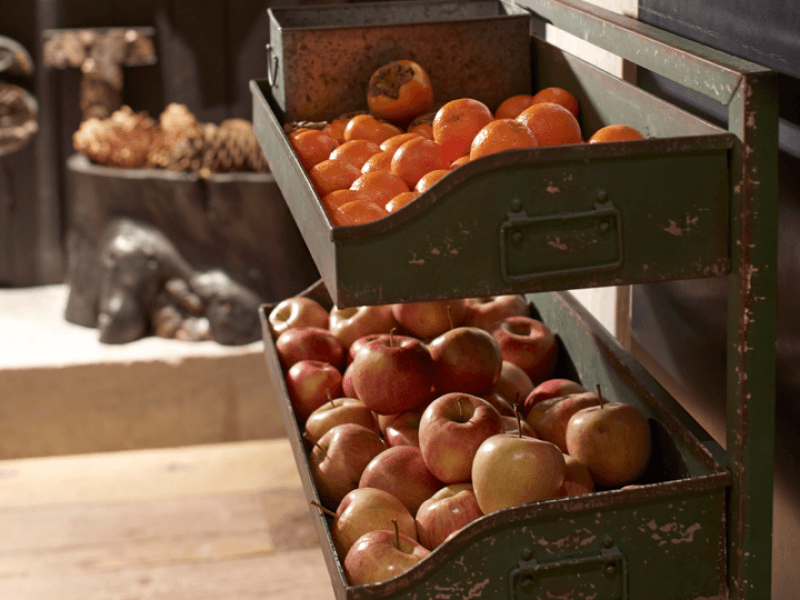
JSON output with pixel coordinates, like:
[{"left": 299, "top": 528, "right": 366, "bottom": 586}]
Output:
[{"left": 73, "top": 103, "right": 269, "bottom": 176}]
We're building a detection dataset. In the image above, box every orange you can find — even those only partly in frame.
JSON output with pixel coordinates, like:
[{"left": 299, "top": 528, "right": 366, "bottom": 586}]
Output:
[
  {"left": 390, "top": 137, "right": 450, "bottom": 187},
  {"left": 351, "top": 170, "right": 410, "bottom": 206},
  {"left": 331, "top": 200, "right": 389, "bottom": 226},
  {"left": 532, "top": 87, "right": 580, "bottom": 119},
  {"left": 433, "top": 98, "right": 494, "bottom": 162},
  {"left": 344, "top": 114, "right": 403, "bottom": 145},
  {"left": 469, "top": 118, "right": 538, "bottom": 160},
  {"left": 494, "top": 94, "right": 536, "bottom": 120},
  {"left": 329, "top": 139, "right": 381, "bottom": 169},
  {"left": 290, "top": 129, "right": 340, "bottom": 171},
  {"left": 367, "top": 60, "right": 434, "bottom": 124},
  {"left": 588, "top": 124, "right": 645, "bottom": 143},
  {"left": 380, "top": 132, "right": 423, "bottom": 154},
  {"left": 386, "top": 191, "right": 420, "bottom": 213},
  {"left": 516, "top": 102, "right": 582, "bottom": 146},
  {"left": 321, "top": 189, "right": 371, "bottom": 215},
  {"left": 450, "top": 156, "right": 471, "bottom": 169},
  {"left": 408, "top": 122, "right": 434, "bottom": 140},
  {"left": 308, "top": 159, "right": 362, "bottom": 197},
  {"left": 361, "top": 150, "right": 394, "bottom": 173},
  {"left": 414, "top": 169, "right": 451, "bottom": 193}
]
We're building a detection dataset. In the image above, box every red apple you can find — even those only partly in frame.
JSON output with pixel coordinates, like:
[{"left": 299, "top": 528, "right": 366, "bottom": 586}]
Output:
[
  {"left": 359, "top": 446, "right": 443, "bottom": 515},
  {"left": 463, "top": 295, "right": 529, "bottom": 330},
  {"left": 344, "top": 526, "right": 430, "bottom": 585},
  {"left": 285, "top": 359, "right": 343, "bottom": 423},
  {"left": 347, "top": 333, "right": 388, "bottom": 367},
  {"left": 415, "top": 483, "right": 483, "bottom": 550},
  {"left": 304, "top": 397, "right": 380, "bottom": 445},
  {"left": 559, "top": 454, "right": 596, "bottom": 497},
  {"left": 480, "top": 391, "right": 516, "bottom": 417},
  {"left": 418, "top": 393, "right": 504, "bottom": 484},
  {"left": 501, "top": 415, "right": 538, "bottom": 438},
  {"left": 487, "top": 316, "right": 558, "bottom": 385},
  {"left": 471, "top": 433, "right": 565, "bottom": 514},
  {"left": 275, "top": 326, "right": 346, "bottom": 371},
  {"left": 391, "top": 299, "right": 467, "bottom": 340},
  {"left": 383, "top": 410, "right": 423, "bottom": 448},
  {"left": 349, "top": 333, "right": 435, "bottom": 414},
  {"left": 493, "top": 361, "right": 535, "bottom": 407},
  {"left": 525, "top": 391, "right": 601, "bottom": 453},
  {"left": 565, "top": 400, "right": 652, "bottom": 486},
  {"left": 329, "top": 304, "right": 399, "bottom": 349},
  {"left": 309, "top": 423, "right": 387, "bottom": 508},
  {"left": 341, "top": 362, "right": 358, "bottom": 399},
  {"left": 330, "top": 487, "right": 417, "bottom": 558},
  {"left": 268, "top": 297, "right": 329, "bottom": 339},
  {"left": 522, "top": 378, "right": 586, "bottom": 416},
  {"left": 428, "top": 326, "right": 502, "bottom": 395}
]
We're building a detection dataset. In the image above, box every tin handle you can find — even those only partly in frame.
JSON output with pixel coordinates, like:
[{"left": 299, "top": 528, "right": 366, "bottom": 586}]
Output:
[
  {"left": 265, "top": 43, "right": 279, "bottom": 88},
  {"left": 509, "top": 542, "right": 628, "bottom": 600}
]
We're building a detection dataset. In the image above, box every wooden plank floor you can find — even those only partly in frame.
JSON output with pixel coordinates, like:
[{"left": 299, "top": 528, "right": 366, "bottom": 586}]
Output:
[{"left": 0, "top": 439, "right": 336, "bottom": 600}]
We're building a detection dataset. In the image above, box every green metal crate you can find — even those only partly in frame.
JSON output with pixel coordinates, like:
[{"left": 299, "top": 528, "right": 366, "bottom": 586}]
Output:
[
  {"left": 259, "top": 284, "right": 730, "bottom": 600},
  {"left": 252, "top": 0, "right": 778, "bottom": 598}
]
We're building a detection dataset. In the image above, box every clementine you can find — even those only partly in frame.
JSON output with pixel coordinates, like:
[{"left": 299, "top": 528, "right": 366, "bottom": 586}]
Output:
[
  {"left": 532, "top": 87, "right": 580, "bottom": 119},
  {"left": 360, "top": 150, "right": 394, "bottom": 174},
  {"left": 516, "top": 102, "right": 582, "bottom": 146},
  {"left": 330, "top": 139, "right": 381, "bottom": 169},
  {"left": 414, "top": 169, "right": 451, "bottom": 193},
  {"left": 386, "top": 191, "right": 420, "bottom": 213},
  {"left": 331, "top": 200, "right": 389, "bottom": 226},
  {"left": 344, "top": 114, "right": 403, "bottom": 145},
  {"left": 351, "top": 170, "right": 410, "bottom": 206},
  {"left": 390, "top": 137, "right": 450, "bottom": 187},
  {"left": 433, "top": 98, "right": 494, "bottom": 162},
  {"left": 469, "top": 118, "right": 538, "bottom": 160},
  {"left": 588, "top": 124, "right": 645, "bottom": 143},
  {"left": 494, "top": 94, "right": 536, "bottom": 120},
  {"left": 290, "top": 129, "right": 340, "bottom": 171},
  {"left": 308, "top": 159, "right": 362, "bottom": 197}
]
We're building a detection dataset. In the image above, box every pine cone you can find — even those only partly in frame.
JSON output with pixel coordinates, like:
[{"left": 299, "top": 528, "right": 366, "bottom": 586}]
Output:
[
  {"left": 163, "top": 122, "right": 217, "bottom": 174},
  {"left": 73, "top": 105, "right": 157, "bottom": 168},
  {"left": 198, "top": 118, "right": 268, "bottom": 176},
  {"left": 147, "top": 103, "right": 201, "bottom": 169}
]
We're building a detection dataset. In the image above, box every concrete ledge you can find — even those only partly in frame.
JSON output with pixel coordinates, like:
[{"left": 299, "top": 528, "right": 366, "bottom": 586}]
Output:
[{"left": 0, "top": 285, "right": 285, "bottom": 459}]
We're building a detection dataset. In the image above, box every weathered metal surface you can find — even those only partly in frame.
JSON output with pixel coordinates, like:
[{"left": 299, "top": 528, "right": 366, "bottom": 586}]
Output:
[
  {"left": 724, "top": 71, "right": 779, "bottom": 600},
  {"left": 267, "top": 0, "right": 531, "bottom": 122},
  {"left": 259, "top": 284, "right": 730, "bottom": 600}
]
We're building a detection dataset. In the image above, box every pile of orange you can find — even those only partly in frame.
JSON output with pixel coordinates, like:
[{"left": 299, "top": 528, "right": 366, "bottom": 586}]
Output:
[{"left": 286, "top": 60, "right": 646, "bottom": 227}]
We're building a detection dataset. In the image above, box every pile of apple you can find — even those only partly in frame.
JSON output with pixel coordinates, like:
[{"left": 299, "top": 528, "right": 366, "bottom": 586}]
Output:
[{"left": 268, "top": 293, "right": 653, "bottom": 585}]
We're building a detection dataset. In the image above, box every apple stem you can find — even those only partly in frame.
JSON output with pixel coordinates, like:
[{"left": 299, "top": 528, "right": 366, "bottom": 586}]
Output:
[
  {"left": 392, "top": 518, "right": 400, "bottom": 550},
  {"left": 596, "top": 384, "right": 605, "bottom": 408},
  {"left": 514, "top": 403, "right": 523, "bottom": 438},
  {"left": 447, "top": 304, "right": 454, "bottom": 330},
  {"left": 310, "top": 500, "right": 337, "bottom": 519},
  {"left": 458, "top": 397, "right": 464, "bottom": 422},
  {"left": 389, "top": 327, "right": 396, "bottom": 348},
  {"left": 326, "top": 388, "right": 335, "bottom": 407},
  {"left": 309, "top": 438, "right": 327, "bottom": 459}
]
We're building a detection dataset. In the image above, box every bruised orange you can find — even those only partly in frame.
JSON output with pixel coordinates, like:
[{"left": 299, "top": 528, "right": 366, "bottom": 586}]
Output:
[
  {"left": 433, "top": 98, "right": 494, "bottom": 162},
  {"left": 588, "top": 124, "right": 645, "bottom": 143},
  {"left": 516, "top": 102, "right": 582, "bottom": 146},
  {"left": 469, "top": 118, "right": 538, "bottom": 160},
  {"left": 367, "top": 60, "right": 434, "bottom": 124}
]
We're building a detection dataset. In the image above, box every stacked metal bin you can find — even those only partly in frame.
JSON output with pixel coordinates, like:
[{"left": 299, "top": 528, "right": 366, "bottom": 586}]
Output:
[{"left": 252, "top": 0, "right": 778, "bottom": 598}]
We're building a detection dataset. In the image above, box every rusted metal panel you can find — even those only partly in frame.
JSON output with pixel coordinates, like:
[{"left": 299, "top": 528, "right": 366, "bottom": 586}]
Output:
[{"left": 268, "top": 0, "right": 531, "bottom": 123}]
